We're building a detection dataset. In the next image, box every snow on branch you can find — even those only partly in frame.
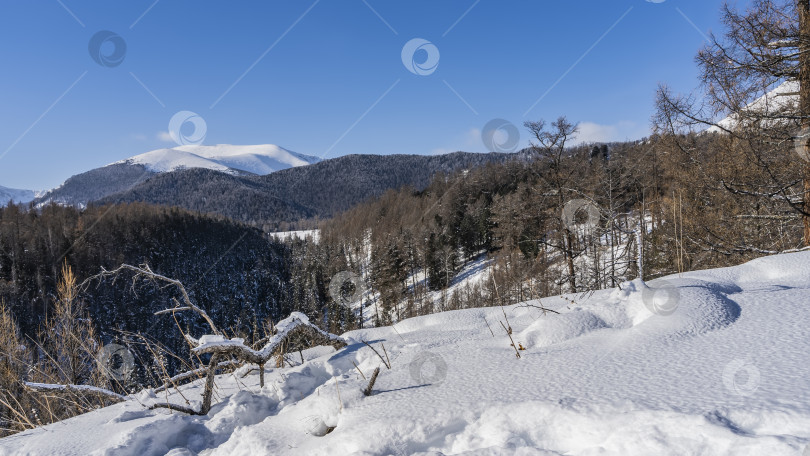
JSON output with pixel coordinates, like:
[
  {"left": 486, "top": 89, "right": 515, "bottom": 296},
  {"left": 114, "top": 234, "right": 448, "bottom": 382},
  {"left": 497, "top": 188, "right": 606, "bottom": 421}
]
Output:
[
  {"left": 152, "top": 313, "right": 347, "bottom": 415},
  {"left": 24, "top": 382, "right": 128, "bottom": 402},
  {"left": 190, "top": 312, "right": 346, "bottom": 365}
]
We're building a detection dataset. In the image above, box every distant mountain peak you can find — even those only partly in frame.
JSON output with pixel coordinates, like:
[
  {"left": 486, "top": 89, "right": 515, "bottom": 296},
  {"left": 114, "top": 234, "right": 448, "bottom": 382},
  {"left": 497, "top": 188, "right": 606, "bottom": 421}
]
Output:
[
  {"left": 34, "top": 144, "right": 320, "bottom": 208},
  {"left": 707, "top": 80, "right": 798, "bottom": 133},
  {"left": 112, "top": 144, "right": 320, "bottom": 176},
  {"left": 0, "top": 185, "right": 39, "bottom": 204}
]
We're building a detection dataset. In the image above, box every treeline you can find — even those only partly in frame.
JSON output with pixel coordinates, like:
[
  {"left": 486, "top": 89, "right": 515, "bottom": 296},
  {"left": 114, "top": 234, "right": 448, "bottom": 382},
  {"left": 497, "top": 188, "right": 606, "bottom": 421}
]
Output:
[
  {"left": 296, "top": 120, "right": 805, "bottom": 325},
  {"left": 93, "top": 152, "right": 526, "bottom": 231},
  {"left": 0, "top": 202, "right": 358, "bottom": 385}
]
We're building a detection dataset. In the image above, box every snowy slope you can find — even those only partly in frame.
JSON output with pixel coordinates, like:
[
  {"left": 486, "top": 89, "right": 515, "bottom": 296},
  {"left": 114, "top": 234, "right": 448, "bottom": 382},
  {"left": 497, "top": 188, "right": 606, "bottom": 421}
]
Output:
[
  {"left": 3, "top": 251, "right": 810, "bottom": 455},
  {"left": 269, "top": 230, "right": 321, "bottom": 243},
  {"left": 0, "top": 185, "right": 38, "bottom": 204},
  {"left": 114, "top": 144, "right": 320, "bottom": 175},
  {"left": 707, "top": 80, "right": 798, "bottom": 133}
]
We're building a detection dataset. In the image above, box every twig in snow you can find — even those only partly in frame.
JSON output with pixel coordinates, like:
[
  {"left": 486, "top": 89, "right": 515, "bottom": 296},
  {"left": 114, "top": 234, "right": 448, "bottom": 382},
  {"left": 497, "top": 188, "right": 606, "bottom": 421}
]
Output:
[
  {"left": 381, "top": 343, "right": 391, "bottom": 368},
  {"left": 334, "top": 376, "right": 343, "bottom": 411},
  {"left": 483, "top": 316, "right": 495, "bottom": 337},
  {"left": 516, "top": 300, "right": 561, "bottom": 315},
  {"left": 363, "top": 367, "right": 380, "bottom": 396},
  {"left": 361, "top": 340, "right": 391, "bottom": 369},
  {"left": 499, "top": 321, "right": 521, "bottom": 359},
  {"left": 500, "top": 307, "right": 512, "bottom": 335},
  {"left": 351, "top": 360, "right": 366, "bottom": 380}
]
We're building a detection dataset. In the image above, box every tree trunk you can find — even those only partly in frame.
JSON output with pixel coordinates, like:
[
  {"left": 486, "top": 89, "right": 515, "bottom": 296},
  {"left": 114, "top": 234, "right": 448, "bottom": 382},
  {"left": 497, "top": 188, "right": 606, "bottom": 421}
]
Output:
[
  {"left": 565, "top": 230, "right": 576, "bottom": 292},
  {"left": 800, "top": 0, "right": 810, "bottom": 245},
  {"left": 200, "top": 353, "right": 219, "bottom": 415}
]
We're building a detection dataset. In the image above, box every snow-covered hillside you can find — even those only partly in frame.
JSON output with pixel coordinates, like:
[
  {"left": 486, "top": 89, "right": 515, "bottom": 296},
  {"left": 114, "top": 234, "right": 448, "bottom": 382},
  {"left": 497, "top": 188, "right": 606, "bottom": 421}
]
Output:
[
  {"left": 3, "top": 251, "right": 810, "bottom": 455},
  {"left": 114, "top": 144, "right": 320, "bottom": 175},
  {"left": 269, "top": 230, "right": 321, "bottom": 243},
  {"left": 707, "top": 80, "right": 798, "bottom": 133},
  {"left": 0, "top": 185, "right": 38, "bottom": 204}
]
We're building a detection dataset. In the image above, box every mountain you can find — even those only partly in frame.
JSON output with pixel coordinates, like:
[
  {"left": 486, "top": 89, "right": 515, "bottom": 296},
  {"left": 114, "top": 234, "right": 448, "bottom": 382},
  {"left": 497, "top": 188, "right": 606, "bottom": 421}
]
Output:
[
  {"left": 95, "top": 151, "right": 527, "bottom": 228},
  {"left": 707, "top": 79, "right": 798, "bottom": 133},
  {"left": 0, "top": 185, "right": 38, "bottom": 204},
  {"left": 114, "top": 144, "right": 320, "bottom": 175},
  {"left": 34, "top": 144, "right": 318, "bottom": 207}
]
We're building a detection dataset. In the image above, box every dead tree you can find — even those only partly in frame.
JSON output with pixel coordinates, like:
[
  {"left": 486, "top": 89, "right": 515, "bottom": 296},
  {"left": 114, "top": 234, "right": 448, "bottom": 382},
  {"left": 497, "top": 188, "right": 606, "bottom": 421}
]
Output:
[{"left": 87, "top": 264, "right": 347, "bottom": 416}]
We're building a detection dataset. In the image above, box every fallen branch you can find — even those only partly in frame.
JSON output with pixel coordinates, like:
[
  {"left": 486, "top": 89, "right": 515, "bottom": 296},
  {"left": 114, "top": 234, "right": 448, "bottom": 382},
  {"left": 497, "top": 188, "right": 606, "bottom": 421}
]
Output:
[
  {"left": 154, "top": 359, "right": 241, "bottom": 393},
  {"left": 151, "top": 353, "right": 220, "bottom": 415},
  {"left": 24, "top": 382, "right": 128, "bottom": 402},
  {"left": 192, "top": 313, "right": 346, "bottom": 366},
  {"left": 516, "top": 300, "right": 561, "bottom": 315}
]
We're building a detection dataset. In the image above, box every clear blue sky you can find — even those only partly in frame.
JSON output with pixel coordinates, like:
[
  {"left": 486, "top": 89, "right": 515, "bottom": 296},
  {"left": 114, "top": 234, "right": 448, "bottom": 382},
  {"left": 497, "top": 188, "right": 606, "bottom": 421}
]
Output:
[{"left": 0, "top": 0, "right": 738, "bottom": 190}]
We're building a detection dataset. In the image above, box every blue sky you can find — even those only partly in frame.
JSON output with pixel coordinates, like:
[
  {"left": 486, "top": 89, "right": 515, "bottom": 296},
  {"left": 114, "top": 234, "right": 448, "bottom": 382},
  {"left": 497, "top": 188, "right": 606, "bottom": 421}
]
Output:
[{"left": 0, "top": 0, "right": 736, "bottom": 190}]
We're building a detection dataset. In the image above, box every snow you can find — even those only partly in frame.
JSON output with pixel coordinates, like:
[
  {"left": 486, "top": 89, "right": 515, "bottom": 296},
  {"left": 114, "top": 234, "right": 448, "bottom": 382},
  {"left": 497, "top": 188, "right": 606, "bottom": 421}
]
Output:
[
  {"left": 191, "top": 312, "right": 344, "bottom": 362},
  {"left": 0, "top": 185, "right": 39, "bottom": 204},
  {"left": 193, "top": 336, "right": 246, "bottom": 352},
  {"left": 24, "top": 382, "right": 127, "bottom": 402},
  {"left": 3, "top": 251, "right": 810, "bottom": 455},
  {"left": 707, "top": 80, "right": 798, "bottom": 133},
  {"left": 269, "top": 230, "right": 321, "bottom": 243},
  {"left": 112, "top": 144, "right": 320, "bottom": 176}
]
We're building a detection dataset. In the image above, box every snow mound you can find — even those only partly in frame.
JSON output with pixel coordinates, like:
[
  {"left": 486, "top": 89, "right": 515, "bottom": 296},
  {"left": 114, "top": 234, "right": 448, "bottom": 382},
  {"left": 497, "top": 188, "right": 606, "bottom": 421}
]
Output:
[{"left": 519, "top": 310, "right": 608, "bottom": 348}]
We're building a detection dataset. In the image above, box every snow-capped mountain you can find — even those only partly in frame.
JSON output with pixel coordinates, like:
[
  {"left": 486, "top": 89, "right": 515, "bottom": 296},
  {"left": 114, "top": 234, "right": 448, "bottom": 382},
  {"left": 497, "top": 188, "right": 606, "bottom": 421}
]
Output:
[
  {"left": 0, "top": 185, "right": 38, "bottom": 204},
  {"left": 113, "top": 144, "right": 320, "bottom": 176},
  {"left": 34, "top": 144, "right": 319, "bottom": 207},
  {"left": 707, "top": 80, "right": 798, "bottom": 133}
]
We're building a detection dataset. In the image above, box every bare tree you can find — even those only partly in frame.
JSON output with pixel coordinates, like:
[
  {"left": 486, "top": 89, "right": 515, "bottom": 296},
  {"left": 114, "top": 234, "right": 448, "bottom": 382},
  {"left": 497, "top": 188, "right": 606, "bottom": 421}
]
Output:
[
  {"left": 656, "top": 0, "right": 810, "bottom": 246},
  {"left": 524, "top": 117, "right": 581, "bottom": 291}
]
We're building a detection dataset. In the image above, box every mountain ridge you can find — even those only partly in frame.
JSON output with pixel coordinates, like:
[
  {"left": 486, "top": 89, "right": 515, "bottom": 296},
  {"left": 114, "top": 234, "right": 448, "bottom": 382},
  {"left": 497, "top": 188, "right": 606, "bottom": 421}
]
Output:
[{"left": 34, "top": 144, "right": 318, "bottom": 207}]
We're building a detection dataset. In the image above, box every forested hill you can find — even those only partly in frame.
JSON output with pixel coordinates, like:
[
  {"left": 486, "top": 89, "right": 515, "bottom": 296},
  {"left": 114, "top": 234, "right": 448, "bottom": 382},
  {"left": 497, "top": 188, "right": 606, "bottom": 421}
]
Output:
[
  {"left": 95, "top": 151, "right": 526, "bottom": 229},
  {"left": 0, "top": 203, "right": 319, "bottom": 381}
]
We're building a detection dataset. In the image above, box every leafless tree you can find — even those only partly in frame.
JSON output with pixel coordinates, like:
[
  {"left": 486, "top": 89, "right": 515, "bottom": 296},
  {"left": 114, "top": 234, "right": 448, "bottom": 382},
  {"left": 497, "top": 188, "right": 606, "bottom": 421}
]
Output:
[
  {"left": 524, "top": 117, "right": 581, "bottom": 291},
  {"left": 656, "top": 0, "right": 810, "bottom": 246}
]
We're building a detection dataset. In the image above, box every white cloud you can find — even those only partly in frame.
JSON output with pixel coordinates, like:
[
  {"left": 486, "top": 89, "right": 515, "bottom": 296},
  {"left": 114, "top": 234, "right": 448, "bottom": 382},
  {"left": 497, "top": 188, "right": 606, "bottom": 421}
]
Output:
[
  {"left": 157, "top": 131, "right": 174, "bottom": 142},
  {"left": 574, "top": 121, "right": 649, "bottom": 145},
  {"left": 432, "top": 127, "right": 483, "bottom": 155}
]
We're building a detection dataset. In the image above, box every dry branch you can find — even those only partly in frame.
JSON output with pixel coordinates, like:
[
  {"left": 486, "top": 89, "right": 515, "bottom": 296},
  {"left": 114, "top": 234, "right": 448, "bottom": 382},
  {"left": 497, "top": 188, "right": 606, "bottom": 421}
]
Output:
[
  {"left": 84, "top": 263, "right": 220, "bottom": 335},
  {"left": 363, "top": 367, "right": 381, "bottom": 396},
  {"left": 361, "top": 340, "right": 390, "bottom": 369},
  {"left": 24, "top": 382, "right": 127, "bottom": 402}
]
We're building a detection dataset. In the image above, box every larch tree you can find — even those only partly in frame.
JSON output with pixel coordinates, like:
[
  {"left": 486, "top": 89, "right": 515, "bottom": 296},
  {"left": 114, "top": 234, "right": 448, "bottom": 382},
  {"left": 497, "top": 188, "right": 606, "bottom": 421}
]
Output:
[{"left": 657, "top": 0, "right": 810, "bottom": 246}]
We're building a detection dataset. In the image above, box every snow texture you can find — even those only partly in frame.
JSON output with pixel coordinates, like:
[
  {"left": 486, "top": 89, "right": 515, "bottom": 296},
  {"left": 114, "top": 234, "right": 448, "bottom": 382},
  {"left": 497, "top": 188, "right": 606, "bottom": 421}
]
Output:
[{"left": 3, "top": 252, "right": 810, "bottom": 455}]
